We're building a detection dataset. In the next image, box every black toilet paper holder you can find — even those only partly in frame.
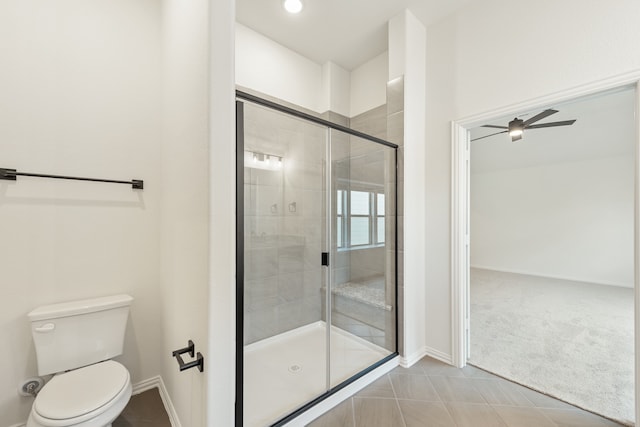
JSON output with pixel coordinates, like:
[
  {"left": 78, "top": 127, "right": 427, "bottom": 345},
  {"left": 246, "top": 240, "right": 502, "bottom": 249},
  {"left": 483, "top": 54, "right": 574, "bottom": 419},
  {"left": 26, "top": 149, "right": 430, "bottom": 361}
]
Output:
[{"left": 172, "top": 340, "right": 204, "bottom": 373}]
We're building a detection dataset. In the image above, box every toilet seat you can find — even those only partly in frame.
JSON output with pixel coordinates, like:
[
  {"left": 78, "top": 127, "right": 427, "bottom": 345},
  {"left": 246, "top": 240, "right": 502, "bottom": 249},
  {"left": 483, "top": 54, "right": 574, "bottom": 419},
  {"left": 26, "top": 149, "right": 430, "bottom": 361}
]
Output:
[{"left": 29, "top": 361, "right": 131, "bottom": 427}]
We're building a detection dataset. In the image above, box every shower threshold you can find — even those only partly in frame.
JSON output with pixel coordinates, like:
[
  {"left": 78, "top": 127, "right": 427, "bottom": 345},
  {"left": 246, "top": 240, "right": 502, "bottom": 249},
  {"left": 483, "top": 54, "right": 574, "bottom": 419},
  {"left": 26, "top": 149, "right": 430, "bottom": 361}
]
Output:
[{"left": 243, "top": 321, "right": 391, "bottom": 427}]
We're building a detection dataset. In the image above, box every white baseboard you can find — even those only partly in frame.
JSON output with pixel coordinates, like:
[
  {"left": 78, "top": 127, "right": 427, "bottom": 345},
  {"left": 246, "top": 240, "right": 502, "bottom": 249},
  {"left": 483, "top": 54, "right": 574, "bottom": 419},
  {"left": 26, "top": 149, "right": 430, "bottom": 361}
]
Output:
[
  {"left": 399, "top": 347, "right": 428, "bottom": 368},
  {"left": 424, "top": 346, "right": 453, "bottom": 365},
  {"left": 133, "top": 376, "right": 181, "bottom": 427},
  {"left": 281, "top": 356, "right": 399, "bottom": 426},
  {"left": 470, "top": 265, "right": 633, "bottom": 289},
  {"left": 399, "top": 346, "right": 453, "bottom": 368},
  {"left": 132, "top": 376, "right": 162, "bottom": 395}
]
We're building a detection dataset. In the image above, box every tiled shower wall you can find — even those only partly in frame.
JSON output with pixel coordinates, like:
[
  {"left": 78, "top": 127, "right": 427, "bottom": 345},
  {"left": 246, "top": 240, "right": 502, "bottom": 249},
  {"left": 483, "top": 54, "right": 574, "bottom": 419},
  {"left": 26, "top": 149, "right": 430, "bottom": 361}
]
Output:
[
  {"left": 243, "top": 104, "right": 326, "bottom": 344},
  {"left": 329, "top": 79, "right": 404, "bottom": 352},
  {"left": 345, "top": 103, "right": 390, "bottom": 285},
  {"left": 344, "top": 78, "right": 404, "bottom": 289},
  {"left": 241, "top": 78, "right": 404, "bottom": 348}
]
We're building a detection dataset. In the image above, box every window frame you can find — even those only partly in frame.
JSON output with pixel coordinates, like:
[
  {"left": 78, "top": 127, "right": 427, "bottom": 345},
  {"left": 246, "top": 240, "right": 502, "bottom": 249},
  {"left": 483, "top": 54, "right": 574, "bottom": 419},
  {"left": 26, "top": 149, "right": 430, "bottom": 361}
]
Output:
[{"left": 336, "top": 184, "right": 385, "bottom": 250}]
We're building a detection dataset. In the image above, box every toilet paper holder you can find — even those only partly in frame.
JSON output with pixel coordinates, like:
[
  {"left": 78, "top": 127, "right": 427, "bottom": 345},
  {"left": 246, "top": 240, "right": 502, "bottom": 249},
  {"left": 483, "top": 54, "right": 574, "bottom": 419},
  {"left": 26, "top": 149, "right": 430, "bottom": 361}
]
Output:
[{"left": 172, "top": 340, "right": 204, "bottom": 373}]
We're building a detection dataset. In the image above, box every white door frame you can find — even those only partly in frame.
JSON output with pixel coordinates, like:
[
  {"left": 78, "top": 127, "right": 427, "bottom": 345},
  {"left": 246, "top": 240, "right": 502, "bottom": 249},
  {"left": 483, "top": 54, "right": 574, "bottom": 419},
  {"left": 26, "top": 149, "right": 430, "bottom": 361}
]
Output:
[{"left": 451, "top": 70, "right": 640, "bottom": 422}]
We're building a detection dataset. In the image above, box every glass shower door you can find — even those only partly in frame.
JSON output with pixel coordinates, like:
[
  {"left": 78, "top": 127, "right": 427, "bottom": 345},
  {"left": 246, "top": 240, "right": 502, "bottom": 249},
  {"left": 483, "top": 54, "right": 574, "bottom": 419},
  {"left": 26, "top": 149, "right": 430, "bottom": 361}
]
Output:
[
  {"left": 329, "top": 129, "right": 396, "bottom": 386},
  {"left": 238, "top": 93, "right": 398, "bottom": 427},
  {"left": 241, "top": 101, "right": 329, "bottom": 427}
]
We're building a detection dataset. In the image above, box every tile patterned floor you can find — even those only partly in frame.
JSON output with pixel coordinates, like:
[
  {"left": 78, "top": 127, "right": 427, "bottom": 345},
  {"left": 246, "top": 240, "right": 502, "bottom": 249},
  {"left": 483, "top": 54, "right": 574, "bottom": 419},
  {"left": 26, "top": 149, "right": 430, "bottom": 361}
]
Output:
[
  {"left": 113, "top": 387, "right": 171, "bottom": 427},
  {"left": 307, "top": 356, "right": 625, "bottom": 427},
  {"left": 109, "top": 357, "right": 625, "bottom": 426}
]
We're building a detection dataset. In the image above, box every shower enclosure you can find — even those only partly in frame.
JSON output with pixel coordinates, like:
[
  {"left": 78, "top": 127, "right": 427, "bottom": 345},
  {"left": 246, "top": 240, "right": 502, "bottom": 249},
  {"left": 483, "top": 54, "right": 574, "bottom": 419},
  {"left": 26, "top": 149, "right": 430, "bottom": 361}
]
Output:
[{"left": 236, "top": 91, "right": 397, "bottom": 427}]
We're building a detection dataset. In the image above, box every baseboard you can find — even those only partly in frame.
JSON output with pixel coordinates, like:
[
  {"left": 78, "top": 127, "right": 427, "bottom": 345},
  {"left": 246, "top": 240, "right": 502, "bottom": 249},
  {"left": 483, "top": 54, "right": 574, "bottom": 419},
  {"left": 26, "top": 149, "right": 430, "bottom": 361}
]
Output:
[
  {"left": 133, "top": 376, "right": 182, "bottom": 427},
  {"left": 399, "top": 346, "right": 453, "bottom": 368},
  {"left": 424, "top": 346, "right": 453, "bottom": 365},
  {"left": 399, "top": 346, "right": 428, "bottom": 367},
  {"left": 470, "top": 265, "right": 633, "bottom": 289},
  {"left": 132, "top": 376, "right": 162, "bottom": 395}
]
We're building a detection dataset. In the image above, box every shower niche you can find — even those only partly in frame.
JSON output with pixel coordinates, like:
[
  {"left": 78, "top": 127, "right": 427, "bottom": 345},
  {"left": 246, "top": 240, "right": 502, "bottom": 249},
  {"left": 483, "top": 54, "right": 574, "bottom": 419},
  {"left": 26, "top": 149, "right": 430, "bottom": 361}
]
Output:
[{"left": 237, "top": 92, "right": 397, "bottom": 427}]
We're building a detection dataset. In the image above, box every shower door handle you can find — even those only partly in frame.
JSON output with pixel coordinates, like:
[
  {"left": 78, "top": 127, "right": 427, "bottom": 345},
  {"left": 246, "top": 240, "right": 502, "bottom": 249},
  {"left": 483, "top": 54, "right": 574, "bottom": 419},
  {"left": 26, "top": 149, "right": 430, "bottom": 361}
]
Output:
[{"left": 321, "top": 252, "right": 329, "bottom": 266}]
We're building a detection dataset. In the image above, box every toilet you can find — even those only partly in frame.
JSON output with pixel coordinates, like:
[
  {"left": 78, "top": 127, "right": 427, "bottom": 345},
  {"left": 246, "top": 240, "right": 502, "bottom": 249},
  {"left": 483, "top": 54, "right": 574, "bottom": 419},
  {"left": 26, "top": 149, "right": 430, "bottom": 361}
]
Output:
[{"left": 26, "top": 294, "right": 134, "bottom": 427}]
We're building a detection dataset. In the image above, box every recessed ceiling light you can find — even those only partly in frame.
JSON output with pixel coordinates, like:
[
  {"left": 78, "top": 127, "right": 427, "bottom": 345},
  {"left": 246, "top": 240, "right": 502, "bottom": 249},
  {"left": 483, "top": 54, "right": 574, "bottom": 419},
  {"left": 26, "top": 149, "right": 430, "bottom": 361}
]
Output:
[{"left": 283, "top": 0, "right": 303, "bottom": 14}]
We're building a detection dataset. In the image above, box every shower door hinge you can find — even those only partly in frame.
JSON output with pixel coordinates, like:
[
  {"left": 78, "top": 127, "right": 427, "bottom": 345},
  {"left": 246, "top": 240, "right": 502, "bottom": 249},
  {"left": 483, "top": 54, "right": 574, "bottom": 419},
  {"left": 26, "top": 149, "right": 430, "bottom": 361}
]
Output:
[{"left": 321, "top": 252, "right": 329, "bottom": 266}]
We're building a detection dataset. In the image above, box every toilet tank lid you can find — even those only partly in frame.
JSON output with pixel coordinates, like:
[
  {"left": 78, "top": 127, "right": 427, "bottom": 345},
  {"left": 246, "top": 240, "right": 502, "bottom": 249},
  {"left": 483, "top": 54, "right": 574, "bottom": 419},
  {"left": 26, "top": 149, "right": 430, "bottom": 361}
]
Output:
[{"left": 28, "top": 294, "right": 133, "bottom": 322}]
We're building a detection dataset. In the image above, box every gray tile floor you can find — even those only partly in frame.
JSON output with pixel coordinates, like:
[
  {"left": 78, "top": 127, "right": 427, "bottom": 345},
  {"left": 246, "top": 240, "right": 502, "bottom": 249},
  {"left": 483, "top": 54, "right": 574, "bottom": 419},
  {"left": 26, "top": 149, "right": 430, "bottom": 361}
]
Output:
[
  {"left": 307, "top": 356, "right": 625, "bottom": 427},
  {"left": 113, "top": 387, "right": 171, "bottom": 427},
  {"left": 110, "top": 358, "right": 626, "bottom": 426}
]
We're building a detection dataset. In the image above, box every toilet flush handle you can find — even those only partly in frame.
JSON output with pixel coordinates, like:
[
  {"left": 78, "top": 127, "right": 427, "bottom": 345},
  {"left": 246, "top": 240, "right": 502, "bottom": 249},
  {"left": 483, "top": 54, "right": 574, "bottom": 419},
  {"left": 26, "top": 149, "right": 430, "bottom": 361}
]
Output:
[{"left": 34, "top": 323, "right": 55, "bottom": 333}]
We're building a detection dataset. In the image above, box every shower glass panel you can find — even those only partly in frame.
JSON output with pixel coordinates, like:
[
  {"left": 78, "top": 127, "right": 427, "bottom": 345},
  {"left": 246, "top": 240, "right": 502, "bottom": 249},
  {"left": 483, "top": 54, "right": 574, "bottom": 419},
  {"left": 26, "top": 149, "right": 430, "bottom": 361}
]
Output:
[
  {"left": 238, "top": 93, "right": 397, "bottom": 427},
  {"left": 242, "top": 101, "right": 328, "bottom": 427},
  {"left": 329, "top": 130, "right": 396, "bottom": 386}
]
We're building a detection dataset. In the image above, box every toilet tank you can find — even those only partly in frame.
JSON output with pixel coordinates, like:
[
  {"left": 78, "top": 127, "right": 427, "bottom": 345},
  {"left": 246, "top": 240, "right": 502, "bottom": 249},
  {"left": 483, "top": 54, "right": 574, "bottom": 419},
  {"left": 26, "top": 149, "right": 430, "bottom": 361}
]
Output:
[{"left": 28, "top": 294, "right": 133, "bottom": 376}]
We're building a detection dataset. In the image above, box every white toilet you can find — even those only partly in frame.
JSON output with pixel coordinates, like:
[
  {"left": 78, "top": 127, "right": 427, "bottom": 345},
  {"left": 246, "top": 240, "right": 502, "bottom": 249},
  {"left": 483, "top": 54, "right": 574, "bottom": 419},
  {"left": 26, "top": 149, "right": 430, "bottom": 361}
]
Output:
[{"left": 26, "top": 294, "right": 134, "bottom": 427}]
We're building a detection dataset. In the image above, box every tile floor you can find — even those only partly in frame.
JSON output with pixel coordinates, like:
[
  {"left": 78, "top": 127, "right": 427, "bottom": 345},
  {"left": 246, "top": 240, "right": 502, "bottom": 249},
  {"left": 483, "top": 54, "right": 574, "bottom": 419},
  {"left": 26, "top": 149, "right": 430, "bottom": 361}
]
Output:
[
  {"left": 113, "top": 387, "right": 171, "bottom": 427},
  {"left": 307, "top": 356, "right": 625, "bottom": 427},
  {"left": 109, "top": 357, "right": 625, "bottom": 427}
]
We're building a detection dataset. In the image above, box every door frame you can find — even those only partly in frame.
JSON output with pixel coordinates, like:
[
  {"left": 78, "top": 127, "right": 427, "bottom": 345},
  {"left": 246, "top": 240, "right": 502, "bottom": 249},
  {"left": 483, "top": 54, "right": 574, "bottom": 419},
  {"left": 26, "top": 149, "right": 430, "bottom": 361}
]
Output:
[{"left": 451, "top": 71, "right": 640, "bottom": 422}]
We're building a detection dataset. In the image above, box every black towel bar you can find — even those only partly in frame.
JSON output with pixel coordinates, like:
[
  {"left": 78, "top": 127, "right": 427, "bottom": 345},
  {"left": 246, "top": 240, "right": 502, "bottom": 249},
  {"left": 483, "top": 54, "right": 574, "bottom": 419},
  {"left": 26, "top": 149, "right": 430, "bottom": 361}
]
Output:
[{"left": 0, "top": 168, "right": 143, "bottom": 190}]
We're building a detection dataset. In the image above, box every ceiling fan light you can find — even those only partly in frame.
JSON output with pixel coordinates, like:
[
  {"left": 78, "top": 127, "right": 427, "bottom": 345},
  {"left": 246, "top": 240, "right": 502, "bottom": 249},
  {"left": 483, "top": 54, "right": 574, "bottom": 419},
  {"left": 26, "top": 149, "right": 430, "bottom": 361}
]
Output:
[{"left": 508, "top": 118, "right": 525, "bottom": 140}]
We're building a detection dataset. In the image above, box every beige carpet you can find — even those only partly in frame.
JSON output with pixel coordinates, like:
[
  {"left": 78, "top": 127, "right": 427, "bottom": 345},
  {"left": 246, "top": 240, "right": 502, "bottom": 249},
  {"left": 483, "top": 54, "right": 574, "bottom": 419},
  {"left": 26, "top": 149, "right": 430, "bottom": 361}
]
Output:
[{"left": 470, "top": 268, "right": 635, "bottom": 425}]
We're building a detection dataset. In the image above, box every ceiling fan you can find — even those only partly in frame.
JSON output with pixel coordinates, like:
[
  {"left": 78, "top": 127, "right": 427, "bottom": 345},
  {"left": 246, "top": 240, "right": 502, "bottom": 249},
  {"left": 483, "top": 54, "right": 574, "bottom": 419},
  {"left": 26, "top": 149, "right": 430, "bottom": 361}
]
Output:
[{"left": 471, "top": 109, "right": 576, "bottom": 142}]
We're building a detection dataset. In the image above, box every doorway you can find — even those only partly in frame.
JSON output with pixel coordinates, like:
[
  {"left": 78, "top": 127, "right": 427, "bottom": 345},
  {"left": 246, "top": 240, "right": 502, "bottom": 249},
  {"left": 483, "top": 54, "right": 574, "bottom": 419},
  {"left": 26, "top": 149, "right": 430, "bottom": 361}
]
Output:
[{"left": 452, "top": 81, "right": 639, "bottom": 425}]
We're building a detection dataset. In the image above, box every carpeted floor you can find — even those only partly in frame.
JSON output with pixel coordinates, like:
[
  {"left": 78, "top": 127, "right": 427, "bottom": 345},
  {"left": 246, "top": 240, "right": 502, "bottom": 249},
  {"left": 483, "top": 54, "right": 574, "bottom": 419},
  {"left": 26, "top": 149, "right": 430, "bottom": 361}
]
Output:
[{"left": 470, "top": 268, "right": 635, "bottom": 425}]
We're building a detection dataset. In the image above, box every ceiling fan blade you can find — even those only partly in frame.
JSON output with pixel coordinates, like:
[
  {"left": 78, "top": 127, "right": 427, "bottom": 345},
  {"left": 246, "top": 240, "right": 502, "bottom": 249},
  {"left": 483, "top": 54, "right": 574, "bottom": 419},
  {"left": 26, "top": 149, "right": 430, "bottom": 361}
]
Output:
[
  {"left": 527, "top": 120, "right": 576, "bottom": 129},
  {"left": 470, "top": 130, "right": 508, "bottom": 142},
  {"left": 523, "top": 109, "right": 558, "bottom": 126},
  {"left": 481, "top": 125, "right": 508, "bottom": 129}
]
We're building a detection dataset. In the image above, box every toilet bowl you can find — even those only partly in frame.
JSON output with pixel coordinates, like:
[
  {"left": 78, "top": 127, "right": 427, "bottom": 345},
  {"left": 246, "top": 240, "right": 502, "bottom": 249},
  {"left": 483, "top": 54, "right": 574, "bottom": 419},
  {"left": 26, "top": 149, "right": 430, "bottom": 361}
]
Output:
[
  {"left": 26, "top": 361, "right": 132, "bottom": 427},
  {"left": 27, "top": 295, "right": 134, "bottom": 427}
]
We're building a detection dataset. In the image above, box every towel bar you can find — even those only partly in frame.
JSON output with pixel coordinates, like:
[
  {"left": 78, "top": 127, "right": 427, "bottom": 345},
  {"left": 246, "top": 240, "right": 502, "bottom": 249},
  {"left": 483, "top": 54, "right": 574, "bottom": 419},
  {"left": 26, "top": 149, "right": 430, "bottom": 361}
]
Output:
[{"left": 0, "top": 168, "right": 143, "bottom": 190}]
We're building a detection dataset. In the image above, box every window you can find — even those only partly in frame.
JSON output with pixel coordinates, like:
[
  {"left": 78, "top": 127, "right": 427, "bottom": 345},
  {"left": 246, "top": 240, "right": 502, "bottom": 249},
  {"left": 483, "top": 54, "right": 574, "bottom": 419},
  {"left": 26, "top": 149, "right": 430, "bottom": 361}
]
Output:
[
  {"left": 377, "top": 193, "right": 385, "bottom": 244},
  {"left": 337, "top": 188, "right": 385, "bottom": 249}
]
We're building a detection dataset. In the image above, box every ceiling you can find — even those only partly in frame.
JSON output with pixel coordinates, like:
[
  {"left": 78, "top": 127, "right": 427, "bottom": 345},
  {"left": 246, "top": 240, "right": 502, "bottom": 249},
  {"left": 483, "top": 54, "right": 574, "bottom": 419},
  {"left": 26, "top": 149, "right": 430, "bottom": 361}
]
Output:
[
  {"left": 235, "top": 1, "right": 636, "bottom": 174},
  {"left": 470, "top": 87, "right": 636, "bottom": 174},
  {"left": 236, "top": 0, "right": 474, "bottom": 70}
]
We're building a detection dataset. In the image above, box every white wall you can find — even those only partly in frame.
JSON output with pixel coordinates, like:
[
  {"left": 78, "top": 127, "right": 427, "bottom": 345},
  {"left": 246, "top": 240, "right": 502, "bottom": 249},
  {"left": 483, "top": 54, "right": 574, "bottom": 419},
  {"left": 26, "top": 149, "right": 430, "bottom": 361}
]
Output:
[
  {"left": 0, "top": 1, "right": 162, "bottom": 425},
  {"left": 321, "top": 61, "right": 351, "bottom": 117},
  {"left": 388, "top": 10, "right": 427, "bottom": 363},
  {"left": 236, "top": 23, "right": 388, "bottom": 117},
  {"left": 471, "top": 156, "right": 634, "bottom": 287},
  {"left": 236, "top": 23, "right": 323, "bottom": 112},
  {"left": 350, "top": 52, "right": 388, "bottom": 117},
  {"left": 208, "top": 0, "right": 236, "bottom": 424},
  {"left": 160, "top": 0, "right": 212, "bottom": 425},
  {"left": 424, "top": 0, "right": 640, "bottom": 358}
]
